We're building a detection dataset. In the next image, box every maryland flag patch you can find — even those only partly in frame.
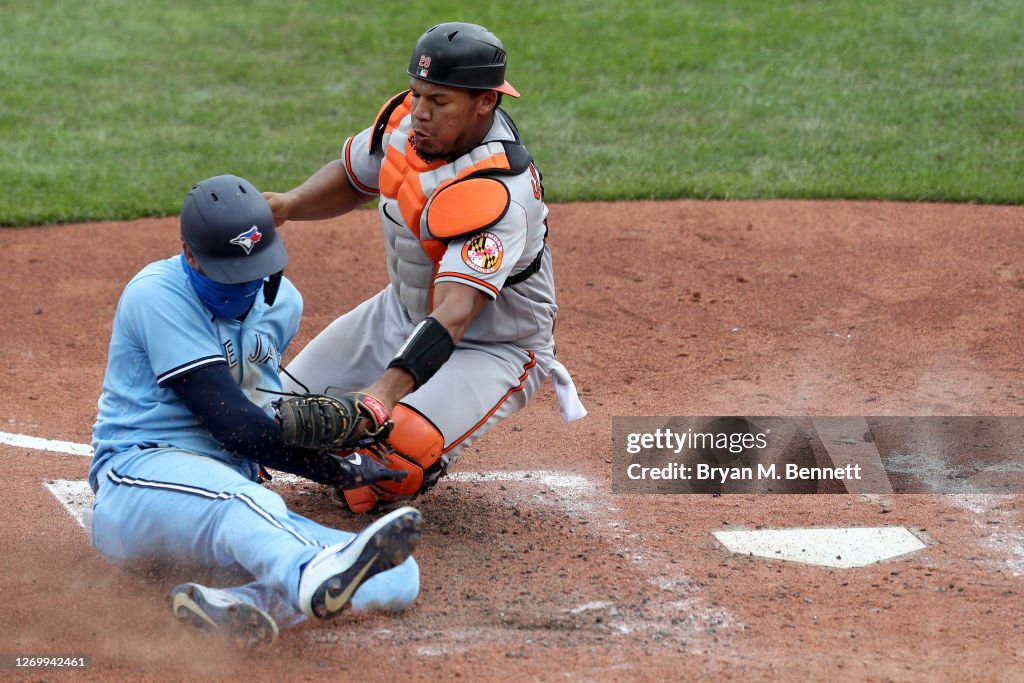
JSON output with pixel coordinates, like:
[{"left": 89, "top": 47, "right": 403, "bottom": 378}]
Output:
[{"left": 462, "top": 232, "right": 504, "bottom": 274}]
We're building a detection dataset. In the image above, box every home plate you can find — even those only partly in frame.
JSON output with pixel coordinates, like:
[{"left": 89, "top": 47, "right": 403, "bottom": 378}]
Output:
[
  {"left": 713, "top": 527, "right": 925, "bottom": 568},
  {"left": 43, "top": 479, "right": 94, "bottom": 532}
]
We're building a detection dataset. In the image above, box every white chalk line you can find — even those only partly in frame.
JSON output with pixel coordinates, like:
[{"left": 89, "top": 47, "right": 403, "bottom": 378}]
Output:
[
  {"left": 1, "top": 431, "right": 93, "bottom": 456},
  {"left": 948, "top": 494, "right": 1024, "bottom": 576},
  {"left": 11, "top": 429, "right": 1017, "bottom": 580},
  {"left": 42, "top": 480, "right": 94, "bottom": 534},
  {"left": 14, "top": 429, "right": 735, "bottom": 650},
  {"left": 438, "top": 470, "right": 739, "bottom": 644},
  {"left": 283, "top": 466, "right": 739, "bottom": 646}
]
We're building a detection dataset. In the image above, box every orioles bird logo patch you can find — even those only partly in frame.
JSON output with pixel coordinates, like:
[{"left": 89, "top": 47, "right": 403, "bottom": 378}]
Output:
[
  {"left": 230, "top": 226, "right": 262, "bottom": 254},
  {"left": 462, "top": 232, "right": 503, "bottom": 274}
]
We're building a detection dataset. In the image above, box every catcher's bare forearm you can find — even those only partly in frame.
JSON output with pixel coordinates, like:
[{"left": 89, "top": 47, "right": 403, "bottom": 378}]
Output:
[{"left": 266, "top": 160, "right": 372, "bottom": 224}]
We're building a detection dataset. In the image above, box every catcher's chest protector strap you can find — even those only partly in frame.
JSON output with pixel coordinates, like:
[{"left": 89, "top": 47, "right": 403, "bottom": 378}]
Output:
[
  {"left": 370, "top": 90, "right": 414, "bottom": 156},
  {"left": 374, "top": 93, "right": 533, "bottom": 257}
]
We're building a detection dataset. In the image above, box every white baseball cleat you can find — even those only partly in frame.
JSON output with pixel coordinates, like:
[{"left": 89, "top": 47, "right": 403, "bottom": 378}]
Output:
[
  {"left": 298, "top": 506, "right": 423, "bottom": 620},
  {"left": 168, "top": 582, "right": 279, "bottom": 648}
]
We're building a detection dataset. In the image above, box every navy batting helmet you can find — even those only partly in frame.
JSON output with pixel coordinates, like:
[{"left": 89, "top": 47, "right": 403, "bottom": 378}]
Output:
[
  {"left": 180, "top": 175, "right": 287, "bottom": 284},
  {"left": 408, "top": 22, "right": 520, "bottom": 97}
]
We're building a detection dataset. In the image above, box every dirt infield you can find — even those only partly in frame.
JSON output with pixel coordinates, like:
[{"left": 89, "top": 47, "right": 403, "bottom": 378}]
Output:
[{"left": 2, "top": 199, "right": 1023, "bottom": 681}]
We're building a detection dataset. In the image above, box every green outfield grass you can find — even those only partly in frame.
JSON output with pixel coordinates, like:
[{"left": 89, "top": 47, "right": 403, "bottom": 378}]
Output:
[{"left": 1, "top": 0, "right": 1021, "bottom": 225}]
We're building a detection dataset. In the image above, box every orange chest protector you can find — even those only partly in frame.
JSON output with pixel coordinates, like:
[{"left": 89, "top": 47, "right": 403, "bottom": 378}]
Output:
[{"left": 370, "top": 91, "right": 535, "bottom": 262}]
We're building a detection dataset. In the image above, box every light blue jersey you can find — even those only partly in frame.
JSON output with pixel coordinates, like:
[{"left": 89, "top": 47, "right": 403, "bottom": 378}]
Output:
[
  {"left": 90, "top": 255, "right": 301, "bottom": 491},
  {"left": 88, "top": 254, "right": 419, "bottom": 625}
]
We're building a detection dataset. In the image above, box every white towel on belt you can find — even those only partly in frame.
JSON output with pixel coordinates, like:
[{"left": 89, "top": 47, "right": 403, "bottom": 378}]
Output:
[{"left": 548, "top": 359, "right": 587, "bottom": 423}]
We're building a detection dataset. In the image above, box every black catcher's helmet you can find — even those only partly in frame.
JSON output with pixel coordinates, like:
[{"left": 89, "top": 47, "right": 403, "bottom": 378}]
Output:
[{"left": 408, "top": 22, "right": 520, "bottom": 97}]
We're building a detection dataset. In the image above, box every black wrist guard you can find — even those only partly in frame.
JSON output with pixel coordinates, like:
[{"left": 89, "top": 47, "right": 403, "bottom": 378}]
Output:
[{"left": 388, "top": 317, "right": 455, "bottom": 389}]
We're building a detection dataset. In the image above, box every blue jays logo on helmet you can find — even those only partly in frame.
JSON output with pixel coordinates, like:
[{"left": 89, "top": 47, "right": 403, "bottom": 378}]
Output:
[
  {"left": 229, "top": 225, "right": 263, "bottom": 255},
  {"left": 182, "top": 175, "right": 287, "bottom": 283}
]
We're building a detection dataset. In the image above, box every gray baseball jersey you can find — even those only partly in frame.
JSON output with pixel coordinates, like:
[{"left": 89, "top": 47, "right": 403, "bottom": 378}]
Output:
[{"left": 282, "top": 92, "right": 578, "bottom": 470}]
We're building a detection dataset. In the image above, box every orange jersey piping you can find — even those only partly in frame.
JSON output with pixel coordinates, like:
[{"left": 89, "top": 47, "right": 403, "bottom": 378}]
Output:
[
  {"left": 344, "top": 137, "right": 379, "bottom": 195},
  {"left": 434, "top": 271, "right": 500, "bottom": 299},
  {"left": 440, "top": 351, "right": 537, "bottom": 454}
]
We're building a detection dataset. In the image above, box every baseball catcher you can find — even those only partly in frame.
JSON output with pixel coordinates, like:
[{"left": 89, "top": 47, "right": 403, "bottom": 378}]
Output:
[{"left": 264, "top": 22, "right": 587, "bottom": 513}]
